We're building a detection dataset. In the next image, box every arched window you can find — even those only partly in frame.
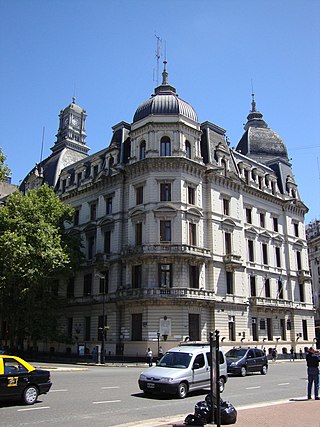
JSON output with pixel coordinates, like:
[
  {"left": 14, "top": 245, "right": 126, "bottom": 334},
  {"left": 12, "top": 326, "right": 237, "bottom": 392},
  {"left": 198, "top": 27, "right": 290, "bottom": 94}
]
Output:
[
  {"left": 160, "top": 136, "right": 171, "bottom": 156},
  {"left": 185, "top": 140, "right": 191, "bottom": 159},
  {"left": 140, "top": 141, "right": 146, "bottom": 160}
]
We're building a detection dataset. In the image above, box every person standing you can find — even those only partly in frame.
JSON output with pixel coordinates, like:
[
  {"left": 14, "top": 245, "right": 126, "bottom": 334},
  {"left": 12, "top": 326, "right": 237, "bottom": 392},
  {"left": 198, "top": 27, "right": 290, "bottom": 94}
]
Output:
[
  {"left": 158, "top": 346, "right": 164, "bottom": 359},
  {"left": 146, "top": 347, "right": 153, "bottom": 367},
  {"left": 290, "top": 346, "right": 295, "bottom": 362},
  {"left": 306, "top": 347, "right": 320, "bottom": 400}
]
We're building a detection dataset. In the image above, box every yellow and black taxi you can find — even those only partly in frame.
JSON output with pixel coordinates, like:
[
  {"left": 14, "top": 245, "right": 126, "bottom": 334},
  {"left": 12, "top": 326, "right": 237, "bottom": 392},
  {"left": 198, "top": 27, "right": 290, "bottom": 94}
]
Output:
[{"left": 0, "top": 355, "right": 52, "bottom": 405}]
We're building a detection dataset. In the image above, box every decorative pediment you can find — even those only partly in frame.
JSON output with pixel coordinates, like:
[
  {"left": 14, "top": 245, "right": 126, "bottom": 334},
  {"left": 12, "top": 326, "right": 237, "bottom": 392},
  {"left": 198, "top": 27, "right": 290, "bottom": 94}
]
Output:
[
  {"left": 153, "top": 205, "right": 177, "bottom": 218},
  {"left": 186, "top": 207, "right": 203, "bottom": 219},
  {"left": 244, "top": 226, "right": 258, "bottom": 237},
  {"left": 83, "top": 223, "right": 97, "bottom": 234},
  {"left": 258, "top": 231, "right": 272, "bottom": 241},
  {"left": 221, "top": 218, "right": 237, "bottom": 229}
]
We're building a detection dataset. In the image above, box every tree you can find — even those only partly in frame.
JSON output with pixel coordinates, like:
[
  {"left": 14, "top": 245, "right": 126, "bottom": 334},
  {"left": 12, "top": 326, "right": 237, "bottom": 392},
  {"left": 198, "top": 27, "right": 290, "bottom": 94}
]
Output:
[
  {"left": 0, "top": 147, "right": 11, "bottom": 182},
  {"left": 0, "top": 184, "right": 82, "bottom": 350}
]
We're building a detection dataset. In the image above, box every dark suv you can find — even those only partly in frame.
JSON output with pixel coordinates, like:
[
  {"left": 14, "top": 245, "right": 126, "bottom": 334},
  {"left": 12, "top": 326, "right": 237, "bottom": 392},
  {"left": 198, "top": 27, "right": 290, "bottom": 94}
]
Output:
[{"left": 225, "top": 347, "right": 268, "bottom": 377}]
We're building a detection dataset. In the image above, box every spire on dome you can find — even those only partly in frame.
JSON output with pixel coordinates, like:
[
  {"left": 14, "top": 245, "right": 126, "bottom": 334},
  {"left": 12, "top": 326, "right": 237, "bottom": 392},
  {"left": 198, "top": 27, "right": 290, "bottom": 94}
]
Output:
[
  {"left": 251, "top": 92, "right": 256, "bottom": 112},
  {"left": 162, "top": 60, "right": 169, "bottom": 85}
]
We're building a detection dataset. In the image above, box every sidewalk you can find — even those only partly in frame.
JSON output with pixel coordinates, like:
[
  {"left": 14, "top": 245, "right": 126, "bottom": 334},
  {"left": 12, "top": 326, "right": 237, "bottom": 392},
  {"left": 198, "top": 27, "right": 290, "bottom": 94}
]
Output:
[{"left": 155, "top": 398, "right": 320, "bottom": 427}]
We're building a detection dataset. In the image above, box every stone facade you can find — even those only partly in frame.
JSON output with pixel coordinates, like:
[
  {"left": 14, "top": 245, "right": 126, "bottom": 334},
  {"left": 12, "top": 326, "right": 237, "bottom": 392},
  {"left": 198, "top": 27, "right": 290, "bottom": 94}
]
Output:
[{"left": 18, "top": 64, "right": 315, "bottom": 358}]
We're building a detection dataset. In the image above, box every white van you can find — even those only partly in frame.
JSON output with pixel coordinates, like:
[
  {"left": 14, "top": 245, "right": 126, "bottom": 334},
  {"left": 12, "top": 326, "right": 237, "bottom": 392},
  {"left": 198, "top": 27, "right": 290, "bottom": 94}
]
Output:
[{"left": 138, "top": 344, "right": 228, "bottom": 398}]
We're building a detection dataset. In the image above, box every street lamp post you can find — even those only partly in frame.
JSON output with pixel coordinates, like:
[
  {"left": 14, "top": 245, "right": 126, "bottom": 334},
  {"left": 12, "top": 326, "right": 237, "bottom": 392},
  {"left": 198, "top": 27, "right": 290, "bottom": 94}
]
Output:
[{"left": 157, "top": 331, "right": 160, "bottom": 357}]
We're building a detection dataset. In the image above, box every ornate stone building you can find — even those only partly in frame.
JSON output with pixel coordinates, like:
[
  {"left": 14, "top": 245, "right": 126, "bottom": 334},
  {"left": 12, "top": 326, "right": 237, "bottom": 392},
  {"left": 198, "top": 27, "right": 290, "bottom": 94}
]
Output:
[
  {"left": 306, "top": 220, "right": 320, "bottom": 346},
  {"left": 20, "top": 63, "right": 314, "bottom": 357}
]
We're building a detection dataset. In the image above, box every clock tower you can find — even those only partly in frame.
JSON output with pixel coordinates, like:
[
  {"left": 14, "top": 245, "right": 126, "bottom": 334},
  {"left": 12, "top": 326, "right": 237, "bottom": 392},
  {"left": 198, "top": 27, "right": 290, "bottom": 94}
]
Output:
[{"left": 53, "top": 97, "right": 89, "bottom": 155}]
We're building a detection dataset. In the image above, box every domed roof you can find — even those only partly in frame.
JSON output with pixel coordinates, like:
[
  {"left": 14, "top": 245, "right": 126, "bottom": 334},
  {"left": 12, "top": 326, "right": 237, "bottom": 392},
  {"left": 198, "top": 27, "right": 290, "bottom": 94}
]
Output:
[
  {"left": 236, "top": 96, "right": 289, "bottom": 163},
  {"left": 133, "top": 61, "right": 198, "bottom": 123},
  {"left": 66, "top": 97, "right": 85, "bottom": 114}
]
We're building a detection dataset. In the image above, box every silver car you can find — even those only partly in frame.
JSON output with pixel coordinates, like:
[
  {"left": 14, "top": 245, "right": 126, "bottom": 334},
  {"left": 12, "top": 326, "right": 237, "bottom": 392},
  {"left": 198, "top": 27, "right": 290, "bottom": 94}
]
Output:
[{"left": 138, "top": 344, "right": 228, "bottom": 398}]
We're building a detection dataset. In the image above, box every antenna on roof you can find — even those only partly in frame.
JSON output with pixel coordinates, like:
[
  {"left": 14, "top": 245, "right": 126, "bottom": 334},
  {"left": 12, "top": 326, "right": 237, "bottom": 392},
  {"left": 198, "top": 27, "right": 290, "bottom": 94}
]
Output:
[
  {"left": 251, "top": 79, "right": 256, "bottom": 112},
  {"left": 40, "top": 126, "right": 45, "bottom": 163},
  {"left": 154, "top": 33, "right": 162, "bottom": 86}
]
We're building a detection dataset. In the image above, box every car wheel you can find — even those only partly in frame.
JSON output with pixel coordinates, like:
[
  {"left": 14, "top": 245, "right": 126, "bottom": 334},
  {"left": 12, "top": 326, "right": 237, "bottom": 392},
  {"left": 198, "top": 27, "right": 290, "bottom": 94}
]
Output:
[
  {"left": 219, "top": 377, "right": 225, "bottom": 393},
  {"left": 22, "top": 385, "right": 39, "bottom": 405},
  {"left": 261, "top": 365, "right": 268, "bottom": 375},
  {"left": 177, "top": 382, "right": 188, "bottom": 399},
  {"left": 240, "top": 366, "right": 247, "bottom": 377}
]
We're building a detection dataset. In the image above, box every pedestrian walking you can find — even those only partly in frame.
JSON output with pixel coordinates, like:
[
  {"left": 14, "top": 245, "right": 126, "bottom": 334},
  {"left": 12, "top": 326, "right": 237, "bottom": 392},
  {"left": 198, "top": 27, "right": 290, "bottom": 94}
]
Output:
[
  {"left": 290, "top": 346, "right": 295, "bottom": 362},
  {"left": 299, "top": 348, "right": 303, "bottom": 359},
  {"left": 158, "top": 346, "right": 164, "bottom": 359},
  {"left": 271, "top": 348, "right": 277, "bottom": 362},
  {"left": 146, "top": 347, "right": 153, "bottom": 366},
  {"left": 306, "top": 347, "right": 320, "bottom": 400}
]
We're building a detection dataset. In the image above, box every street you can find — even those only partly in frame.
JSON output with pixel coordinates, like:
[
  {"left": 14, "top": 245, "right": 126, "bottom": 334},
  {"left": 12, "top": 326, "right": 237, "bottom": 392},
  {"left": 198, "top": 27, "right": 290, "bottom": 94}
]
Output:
[{"left": 0, "top": 360, "right": 309, "bottom": 427}]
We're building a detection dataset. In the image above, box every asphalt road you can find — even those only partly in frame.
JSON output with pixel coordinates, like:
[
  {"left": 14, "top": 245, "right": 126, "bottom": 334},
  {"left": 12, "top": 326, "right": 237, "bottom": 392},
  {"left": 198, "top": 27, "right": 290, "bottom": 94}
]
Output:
[{"left": 0, "top": 360, "right": 309, "bottom": 427}]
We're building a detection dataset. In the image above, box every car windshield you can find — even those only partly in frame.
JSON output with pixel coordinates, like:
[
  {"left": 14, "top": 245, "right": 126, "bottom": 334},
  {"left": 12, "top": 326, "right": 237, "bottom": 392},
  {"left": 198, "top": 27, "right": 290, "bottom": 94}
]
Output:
[
  {"left": 157, "top": 352, "right": 192, "bottom": 369},
  {"left": 226, "top": 349, "right": 247, "bottom": 358}
]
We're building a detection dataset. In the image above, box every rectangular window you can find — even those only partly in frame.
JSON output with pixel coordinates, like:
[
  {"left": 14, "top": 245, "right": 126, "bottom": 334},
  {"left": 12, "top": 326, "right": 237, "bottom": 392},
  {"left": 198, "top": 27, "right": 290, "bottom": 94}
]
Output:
[
  {"left": 132, "top": 265, "right": 142, "bottom": 289},
  {"left": 260, "top": 212, "right": 265, "bottom": 228},
  {"left": 228, "top": 315, "right": 236, "bottom": 341},
  {"left": 189, "top": 223, "right": 197, "bottom": 246},
  {"left": 273, "top": 217, "right": 278, "bottom": 232},
  {"left": 294, "top": 223, "right": 299, "bottom": 237},
  {"left": 132, "top": 313, "right": 142, "bottom": 341},
  {"left": 225, "top": 232, "right": 232, "bottom": 255},
  {"left": 296, "top": 251, "right": 302, "bottom": 270},
  {"left": 244, "top": 170, "right": 249, "bottom": 184},
  {"left": 260, "top": 319, "right": 266, "bottom": 330},
  {"left": 62, "top": 179, "right": 67, "bottom": 192},
  {"left": 135, "top": 222, "right": 142, "bottom": 245},
  {"left": 93, "top": 165, "right": 99, "bottom": 177},
  {"left": 106, "top": 197, "right": 112, "bottom": 215},
  {"left": 267, "top": 318, "right": 273, "bottom": 341},
  {"left": 77, "top": 172, "right": 82, "bottom": 186},
  {"left": 265, "top": 278, "right": 271, "bottom": 298},
  {"left": 252, "top": 317, "right": 258, "bottom": 341},
  {"left": 223, "top": 198, "right": 230, "bottom": 216},
  {"left": 160, "top": 220, "right": 171, "bottom": 242},
  {"left": 189, "top": 265, "right": 199, "bottom": 289},
  {"left": 160, "top": 183, "right": 171, "bottom": 201},
  {"left": 136, "top": 186, "right": 143, "bottom": 205},
  {"left": 262, "top": 243, "right": 268, "bottom": 265},
  {"left": 104, "top": 230, "right": 111, "bottom": 253},
  {"left": 83, "top": 273, "right": 92, "bottom": 296},
  {"left": 302, "top": 319, "right": 308, "bottom": 341},
  {"left": 84, "top": 317, "right": 91, "bottom": 341},
  {"left": 188, "top": 186, "right": 195, "bottom": 205},
  {"left": 248, "top": 239, "right": 254, "bottom": 262},
  {"left": 158, "top": 264, "right": 172, "bottom": 288},
  {"left": 299, "top": 283, "right": 305, "bottom": 302},
  {"left": 280, "top": 318, "right": 286, "bottom": 341},
  {"left": 278, "top": 279, "right": 283, "bottom": 299},
  {"left": 246, "top": 208, "right": 252, "bottom": 224},
  {"left": 88, "top": 235, "right": 95, "bottom": 259},
  {"left": 74, "top": 209, "right": 80, "bottom": 226},
  {"left": 275, "top": 247, "right": 281, "bottom": 267},
  {"left": 90, "top": 203, "right": 97, "bottom": 221},
  {"left": 189, "top": 314, "right": 200, "bottom": 341},
  {"left": 250, "top": 276, "right": 256, "bottom": 296},
  {"left": 67, "top": 277, "right": 75, "bottom": 298},
  {"left": 226, "top": 271, "right": 234, "bottom": 294}
]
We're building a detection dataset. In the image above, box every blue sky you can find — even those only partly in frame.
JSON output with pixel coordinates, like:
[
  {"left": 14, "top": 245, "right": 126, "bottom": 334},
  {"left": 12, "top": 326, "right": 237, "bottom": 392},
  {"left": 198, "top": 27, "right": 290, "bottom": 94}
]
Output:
[{"left": 1, "top": 0, "right": 319, "bottom": 223}]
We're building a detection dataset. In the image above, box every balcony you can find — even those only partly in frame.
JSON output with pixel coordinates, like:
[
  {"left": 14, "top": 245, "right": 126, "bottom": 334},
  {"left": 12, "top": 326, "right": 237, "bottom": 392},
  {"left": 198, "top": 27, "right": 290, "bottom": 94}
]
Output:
[
  {"left": 248, "top": 296, "right": 294, "bottom": 308},
  {"left": 223, "top": 253, "right": 244, "bottom": 271},
  {"left": 117, "top": 287, "right": 215, "bottom": 301},
  {"left": 297, "top": 269, "right": 311, "bottom": 284},
  {"left": 121, "top": 244, "right": 211, "bottom": 260}
]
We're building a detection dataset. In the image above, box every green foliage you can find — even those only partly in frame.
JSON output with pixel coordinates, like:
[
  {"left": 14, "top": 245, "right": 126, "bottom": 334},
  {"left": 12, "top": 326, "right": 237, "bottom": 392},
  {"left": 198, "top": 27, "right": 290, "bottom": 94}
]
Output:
[
  {"left": 0, "top": 148, "right": 11, "bottom": 182},
  {"left": 0, "top": 184, "right": 82, "bottom": 348}
]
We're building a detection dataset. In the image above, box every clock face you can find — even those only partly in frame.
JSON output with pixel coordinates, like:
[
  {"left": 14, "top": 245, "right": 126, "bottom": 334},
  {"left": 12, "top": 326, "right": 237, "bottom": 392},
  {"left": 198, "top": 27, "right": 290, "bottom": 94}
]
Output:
[
  {"left": 72, "top": 117, "right": 80, "bottom": 127},
  {"left": 64, "top": 117, "right": 69, "bottom": 126}
]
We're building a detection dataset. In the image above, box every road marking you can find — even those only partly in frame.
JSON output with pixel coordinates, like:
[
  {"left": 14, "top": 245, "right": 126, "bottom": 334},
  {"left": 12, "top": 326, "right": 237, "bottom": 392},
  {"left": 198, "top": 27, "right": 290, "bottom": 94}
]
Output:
[
  {"left": 278, "top": 382, "right": 290, "bottom": 386},
  {"left": 246, "top": 386, "right": 261, "bottom": 390},
  {"left": 18, "top": 406, "right": 50, "bottom": 412},
  {"left": 101, "top": 386, "right": 120, "bottom": 389},
  {"left": 50, "top": 389, "right": 68, "bottom": 392},
  {"left": 92, "top": 400, "right": 121, "bottom": 404}
]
